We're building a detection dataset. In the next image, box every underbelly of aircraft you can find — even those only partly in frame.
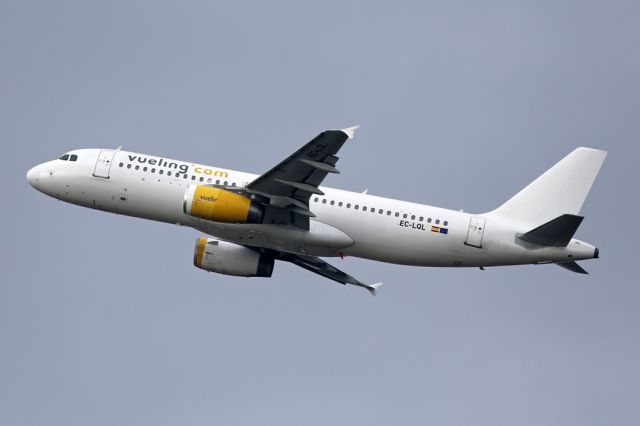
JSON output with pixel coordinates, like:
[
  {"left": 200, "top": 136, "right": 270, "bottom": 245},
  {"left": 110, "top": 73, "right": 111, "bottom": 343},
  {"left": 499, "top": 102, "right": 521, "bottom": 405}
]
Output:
[{"left": 190, "top": 219, "right": 355, "bottom": 257}]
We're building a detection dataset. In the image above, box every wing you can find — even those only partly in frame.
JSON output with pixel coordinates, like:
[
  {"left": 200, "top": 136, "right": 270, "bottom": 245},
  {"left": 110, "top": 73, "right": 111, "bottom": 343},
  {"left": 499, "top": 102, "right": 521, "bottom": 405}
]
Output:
[
  {"left": 245, "top": 126, "right": 358, "bottom": 229},
  {"left": 274, "top": 251, "right": 382, "bottom": 296}
]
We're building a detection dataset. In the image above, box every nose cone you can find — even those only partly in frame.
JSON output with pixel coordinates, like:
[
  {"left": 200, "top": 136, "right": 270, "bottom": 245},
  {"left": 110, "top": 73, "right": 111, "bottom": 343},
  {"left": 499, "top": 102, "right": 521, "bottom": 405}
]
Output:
[{"left": 26, "top": 165, "right": 40, "bottom": 189}]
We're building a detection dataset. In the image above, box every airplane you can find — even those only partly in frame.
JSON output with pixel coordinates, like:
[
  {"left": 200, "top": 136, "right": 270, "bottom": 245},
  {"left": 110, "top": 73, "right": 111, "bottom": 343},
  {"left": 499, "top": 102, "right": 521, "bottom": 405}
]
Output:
[{"left": 26, "top": 126, "right": 606, "bottom": 295}]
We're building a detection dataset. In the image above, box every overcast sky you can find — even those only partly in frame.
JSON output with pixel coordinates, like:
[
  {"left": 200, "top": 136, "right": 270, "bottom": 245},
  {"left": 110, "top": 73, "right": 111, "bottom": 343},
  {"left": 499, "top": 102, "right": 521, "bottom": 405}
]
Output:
[{"left": 2, "top": 1, "right": 639, "bottom": 425}]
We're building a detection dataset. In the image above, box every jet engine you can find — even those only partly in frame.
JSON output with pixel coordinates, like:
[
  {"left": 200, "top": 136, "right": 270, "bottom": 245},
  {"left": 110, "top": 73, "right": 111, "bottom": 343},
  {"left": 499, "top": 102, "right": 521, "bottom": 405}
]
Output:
[
  {"left": 193, "top": 238, "right": 274, "bottom": 277},
  {"left": 183, "top": 185, "right": 263, "bottom": 223}
]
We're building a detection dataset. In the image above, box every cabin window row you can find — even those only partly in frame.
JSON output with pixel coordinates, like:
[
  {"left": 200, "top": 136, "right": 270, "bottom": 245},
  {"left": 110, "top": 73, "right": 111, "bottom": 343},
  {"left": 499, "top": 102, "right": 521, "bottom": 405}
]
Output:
[
  {"left": 118, "top": 162, "right": 236, "bottom": 187},
  {"left": 312, "top": 197, "right": 448, "bottom": 226}
]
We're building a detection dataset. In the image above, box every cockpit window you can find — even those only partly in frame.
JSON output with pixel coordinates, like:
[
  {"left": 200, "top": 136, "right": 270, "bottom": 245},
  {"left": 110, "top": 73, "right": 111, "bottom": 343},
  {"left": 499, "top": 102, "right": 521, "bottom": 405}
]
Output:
[
  {"left": 59, "top": 154, "right": 69, "bottom": 160},
  {"left": 69, "top": 154, "right": 78, "bottom": 161}
]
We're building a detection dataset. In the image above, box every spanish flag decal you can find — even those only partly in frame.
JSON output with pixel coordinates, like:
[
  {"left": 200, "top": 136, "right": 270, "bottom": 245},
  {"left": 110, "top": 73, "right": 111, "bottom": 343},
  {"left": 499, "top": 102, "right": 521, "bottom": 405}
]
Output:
[{"left": 431, "top": 226, "right": 449, "bottom": 234}]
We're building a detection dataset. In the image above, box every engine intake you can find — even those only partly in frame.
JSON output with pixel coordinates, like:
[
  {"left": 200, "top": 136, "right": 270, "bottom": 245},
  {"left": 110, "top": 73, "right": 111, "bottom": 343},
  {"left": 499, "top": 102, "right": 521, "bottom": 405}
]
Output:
[
  {"left": 194, "top": 238, "right": 274, "bottom": 277},
  {"left": 183, "top": 185, "right": 263, "bottom": 223}
]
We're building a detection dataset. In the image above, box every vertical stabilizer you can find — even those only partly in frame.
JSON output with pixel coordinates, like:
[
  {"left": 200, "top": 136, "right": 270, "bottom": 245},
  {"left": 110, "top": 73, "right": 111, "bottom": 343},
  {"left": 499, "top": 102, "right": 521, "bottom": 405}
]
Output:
[{"left": 488, "top": 148, "right": 607, "bottom": 226}]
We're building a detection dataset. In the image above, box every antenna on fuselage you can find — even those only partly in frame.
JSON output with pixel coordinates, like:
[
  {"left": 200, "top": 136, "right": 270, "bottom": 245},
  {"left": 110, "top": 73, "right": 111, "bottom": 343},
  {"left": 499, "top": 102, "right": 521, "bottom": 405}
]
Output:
[{"left": 115, "top": 146, "right": 122, "bottom": 151}]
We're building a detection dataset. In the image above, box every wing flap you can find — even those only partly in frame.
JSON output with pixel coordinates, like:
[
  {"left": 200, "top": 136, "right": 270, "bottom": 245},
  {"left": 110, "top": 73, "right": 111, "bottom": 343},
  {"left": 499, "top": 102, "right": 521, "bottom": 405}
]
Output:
[
  {"left": 299, "top": 158, "right": 340, "bottom": 174},
  {"left": 274, "top": 179, "right": 325, "bottom": 195}
]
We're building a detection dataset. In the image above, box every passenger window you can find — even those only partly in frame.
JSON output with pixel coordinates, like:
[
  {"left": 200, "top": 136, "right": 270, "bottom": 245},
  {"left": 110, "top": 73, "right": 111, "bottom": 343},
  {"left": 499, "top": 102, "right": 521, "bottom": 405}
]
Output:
[
  {"left": 167, "top": 171, "right": 171, "bottom": 176},
  {"left": 143, "top": 167, "right": 148, "bottom": 172},
  {"left": 355, "top": 205, "right": 359, "bottom": 210},
  {"left": 443, "top": 221, "right": 448, "bottom": 226},
  {"left": 427, "top": 218, "right": 432, "bottom": 223},
  {"left": 207, "top": 178, "right": 212, "bottom": 183},
  {"left": 119, "top": 162, "right": 124, "bottom": 167},
  {"left": 135, "top": 165, "right": 140, "bottom": 170},
  {"left": 363, "top": 206, "right": 367, "bottom": 211},
  {"left": 183, "top": 174, "right": 188, "bottom": 179},
  {"left": 411, "top": 215, "right": 416, "bottom": 220},
  {"left": 435, "top": 219, "right": 440, "bottom": 225},
  {"left": 338, "top": 202, "right": 343, "bottom": 207},
  {"left": 191, "top": 175, "right": 196, "bottom": 180},
  {"left": 379, "top": 209, "right": 383, "bottom": 214},
  {"left": 403, "top": 214, "right": 408, "bottom": 219},
  {"left": 322, "top": 199, "right": 327, "bottom": 204},
  {"left": 216, "top": 179, "right": 220, "bottom": 184},
  {"left": 151, "top": 168, "right": 155, "bottom": 173},
  {"left": 371, "top": 209, "right": 375, "bottom": 214},
  {"left": 419, "top": 216, "right": 424, "bottom": 222},
  {"left": 330, "top": 201, "right": 335, "bottom": 205},
  {"left": 387, "top": 211, "right": 391, "bottom": 216},
  {"left": 231, "top": 182, "right": 236, "bottom": 186},
  {"left": 395, "top": 212, "right": 399, "bottom": 217},
  {"left": 314, "top": 197, "right": 319, "bottom": 202},
  {"left": 69, "top": 154, "right": 78, "bottom": 161},
  {"left": 346, "top": 203, "right": 351, "bottom": 208},
  {"left": 199, "top": 177, "right": 204, "bottom": 182},
  {"left": 159, "top": 169, "right": 164, "bottom": 175},
  {"left": 59, "top": 154, "right": 69, "bottom": 161}
]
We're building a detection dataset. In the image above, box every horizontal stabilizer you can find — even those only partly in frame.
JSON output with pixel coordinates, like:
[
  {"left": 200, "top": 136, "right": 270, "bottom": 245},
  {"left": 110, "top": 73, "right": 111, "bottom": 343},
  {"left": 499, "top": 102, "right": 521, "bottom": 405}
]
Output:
[
  {"left": 556, "top": 261, "right": 588, "bottom": 274},
  {"left": 518, "top": 214, "right": 583, "bottom": 247}
]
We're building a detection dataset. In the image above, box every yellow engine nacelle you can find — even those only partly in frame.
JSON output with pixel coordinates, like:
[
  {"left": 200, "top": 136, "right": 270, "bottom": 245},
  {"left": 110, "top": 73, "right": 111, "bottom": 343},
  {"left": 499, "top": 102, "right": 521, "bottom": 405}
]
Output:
[{"left": 183, "top": 185, "right": 263, "bottom": 223}]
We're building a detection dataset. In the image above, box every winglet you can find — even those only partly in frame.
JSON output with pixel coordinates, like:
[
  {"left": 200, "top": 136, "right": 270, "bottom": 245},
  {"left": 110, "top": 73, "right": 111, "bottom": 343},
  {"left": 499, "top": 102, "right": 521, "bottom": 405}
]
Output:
[
  {"left": 365, "top": 282, "right": 383, "bottom": 296},
  {"left": 341, "top": 125, "right": 360, "bottom": 139}
]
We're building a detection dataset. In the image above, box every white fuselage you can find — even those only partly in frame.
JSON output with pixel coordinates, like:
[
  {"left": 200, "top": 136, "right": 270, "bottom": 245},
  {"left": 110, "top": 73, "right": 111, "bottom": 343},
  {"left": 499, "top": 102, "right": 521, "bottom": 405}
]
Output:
[{"left": 27, "top": 148, "right": 598, "bottom": 268}]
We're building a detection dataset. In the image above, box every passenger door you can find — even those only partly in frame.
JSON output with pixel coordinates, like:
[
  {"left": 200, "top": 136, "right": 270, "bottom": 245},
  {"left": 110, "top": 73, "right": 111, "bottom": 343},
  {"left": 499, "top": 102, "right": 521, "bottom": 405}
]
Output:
[
  {"left": 465, "top": 216, "right": 486, "bottom": 248},
  {"left": 93, "top": 150, "right": 116, "bottom": 178}
]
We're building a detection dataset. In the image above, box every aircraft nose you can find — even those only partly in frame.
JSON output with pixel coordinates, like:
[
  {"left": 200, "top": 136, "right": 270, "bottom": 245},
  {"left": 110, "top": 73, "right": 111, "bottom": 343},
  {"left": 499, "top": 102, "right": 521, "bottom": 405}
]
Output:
[{"left": 26, "top": 165, "right": 40, "bottom": 189}]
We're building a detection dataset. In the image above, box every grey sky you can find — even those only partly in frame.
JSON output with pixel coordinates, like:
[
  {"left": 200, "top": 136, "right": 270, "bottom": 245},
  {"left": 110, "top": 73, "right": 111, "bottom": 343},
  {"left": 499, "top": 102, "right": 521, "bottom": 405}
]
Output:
[{"left": 2, "top": 1, "right": 639, "bottom": 425}]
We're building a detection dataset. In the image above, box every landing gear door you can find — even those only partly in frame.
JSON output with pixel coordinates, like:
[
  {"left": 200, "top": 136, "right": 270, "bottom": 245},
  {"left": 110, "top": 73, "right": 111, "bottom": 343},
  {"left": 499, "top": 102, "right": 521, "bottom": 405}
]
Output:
[
  {"left": 465, "top": 216, "right": 486, "bottom": 248},
  {"left": 93, "top": 150, "right": 116, "bottom": 178}
]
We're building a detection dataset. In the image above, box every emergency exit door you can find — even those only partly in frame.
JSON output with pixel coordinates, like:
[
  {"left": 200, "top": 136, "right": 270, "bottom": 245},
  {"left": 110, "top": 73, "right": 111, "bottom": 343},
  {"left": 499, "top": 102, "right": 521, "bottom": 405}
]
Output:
[
  {"left": 465, "top": 216, "right": 486, "bottom": 248},
  {"left": 93, "top": 150, "right": 116, "bottom": 178}
]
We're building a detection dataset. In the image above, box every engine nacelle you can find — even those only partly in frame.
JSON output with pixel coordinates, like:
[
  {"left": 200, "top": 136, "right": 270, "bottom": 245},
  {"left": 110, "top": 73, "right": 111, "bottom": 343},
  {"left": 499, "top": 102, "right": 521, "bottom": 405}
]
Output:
[
  {"left": 183, "top": 185, "right": 263, "bottom": 223},
  {"left": 193, "top": 238, "right": 274, "bottom": 277}
]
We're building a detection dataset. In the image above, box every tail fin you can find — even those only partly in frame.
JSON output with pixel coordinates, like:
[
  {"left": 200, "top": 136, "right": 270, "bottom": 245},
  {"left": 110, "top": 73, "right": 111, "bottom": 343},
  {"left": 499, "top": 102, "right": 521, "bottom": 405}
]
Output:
[{"left": 488, "top": 147, "right": 607, "bottom": 225}]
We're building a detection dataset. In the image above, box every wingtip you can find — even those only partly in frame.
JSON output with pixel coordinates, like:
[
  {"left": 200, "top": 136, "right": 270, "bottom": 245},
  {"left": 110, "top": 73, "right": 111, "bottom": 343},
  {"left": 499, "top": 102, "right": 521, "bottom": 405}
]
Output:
[
  {"left": 367, "top": 282, "right": 383, "bottom": 296},
  {"left": 341, "top": 125, "right": 360, "bottom": 139}
]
